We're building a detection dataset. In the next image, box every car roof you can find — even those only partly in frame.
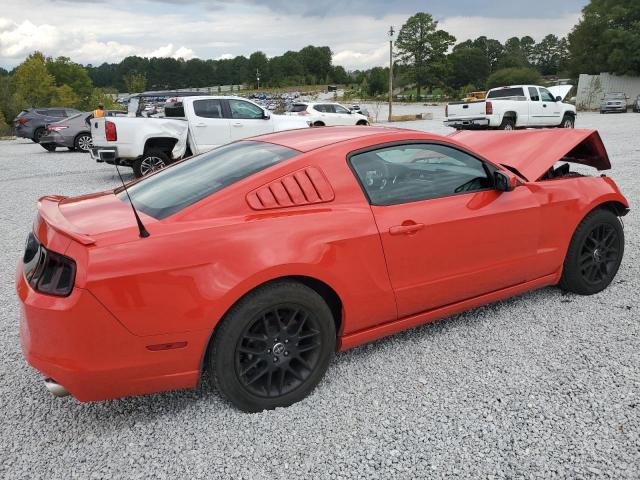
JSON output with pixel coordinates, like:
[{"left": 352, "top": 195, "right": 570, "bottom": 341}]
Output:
[{"left": 255, "top": 126, "right": 418, "bottom": 152}]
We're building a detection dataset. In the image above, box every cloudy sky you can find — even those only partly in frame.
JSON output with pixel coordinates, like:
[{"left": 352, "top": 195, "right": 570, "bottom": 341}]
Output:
[{"left": 0, "top": 0, "right": 589, "bottom": 70}]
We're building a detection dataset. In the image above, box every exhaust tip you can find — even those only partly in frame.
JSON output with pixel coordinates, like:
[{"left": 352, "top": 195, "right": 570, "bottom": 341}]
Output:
[{"left": 44, "top": 378, "right": 70, "bottom": 398}]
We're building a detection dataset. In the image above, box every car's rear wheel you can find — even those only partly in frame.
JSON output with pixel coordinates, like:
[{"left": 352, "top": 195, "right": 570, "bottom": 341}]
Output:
[
  {"left": 210, "top": 280, "right": 336, "bottom": 412},
  {"left": 356, "top": 120, "right": 368, "bottom": 126},
  {"left": 40, "top": 143, "right": 56, "bottom": 152},
  {"left": 499, "top": 118, "right": 515, "bottom": 130},
  {"left": 313, "top": 121, "right": 325, "bottom": 127},
  {"left": 561, "top": 115, "right": 575, "bottom": 128},
  {"left": 32, "top": 127, "right": 45, "bottom": 143},
  {"left": 559, "top": 208, "right": 624, "bottom": 295},
  {"left": 74, "top": 133, "right": 93, "bottom": 152},
  {"left": 133, "top": 149, "right": 170, "bottom": 178}
]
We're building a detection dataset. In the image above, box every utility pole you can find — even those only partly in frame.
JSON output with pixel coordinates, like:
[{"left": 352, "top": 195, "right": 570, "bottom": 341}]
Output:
[
  {"left": 388, "top": 26, "right": 394, "bottom": 122},
  {"left": 256, "top": 68, "right": 260, "bottom": 90}
]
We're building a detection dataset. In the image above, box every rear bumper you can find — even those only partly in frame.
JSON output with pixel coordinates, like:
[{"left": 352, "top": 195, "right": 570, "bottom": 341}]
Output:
[
  {"left": 600, "top": 105, "right": 626, "bottom": 112},
  {"left": 444, "top": 117, "right": 490, "bottom": 129},
  {"left": 39, "top": 132, "right": 70, "bottom": 147},
  {"left": 16, "top": 264, "right": 204, "bottom": 402},
  {"left": 90, "top": 146, "right": 118, "bottom": 164}
]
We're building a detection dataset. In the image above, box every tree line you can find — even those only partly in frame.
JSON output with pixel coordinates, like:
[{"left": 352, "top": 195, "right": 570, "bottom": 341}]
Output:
[{"left": 0, "top": 0, "right": 638, "bottom": 133}]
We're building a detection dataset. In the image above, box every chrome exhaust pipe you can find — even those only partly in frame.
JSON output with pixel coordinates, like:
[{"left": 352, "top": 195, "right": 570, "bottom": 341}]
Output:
[{"left": 44, "top": 378, "right": 70, "bottom": 398}]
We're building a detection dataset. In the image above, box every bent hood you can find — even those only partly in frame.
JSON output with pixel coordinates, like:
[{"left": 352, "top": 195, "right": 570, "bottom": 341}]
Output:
[{"left": 451, "top": 129, "right": 610, "bottom": 181}]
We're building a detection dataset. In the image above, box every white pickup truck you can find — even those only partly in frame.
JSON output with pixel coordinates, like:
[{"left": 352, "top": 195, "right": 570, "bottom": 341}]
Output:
[
  {"left": 90, "top": 95, "right": 310, "bottom": 177},
  {"left": 444, "top": 85, "right": 575, "bottom": 131}
]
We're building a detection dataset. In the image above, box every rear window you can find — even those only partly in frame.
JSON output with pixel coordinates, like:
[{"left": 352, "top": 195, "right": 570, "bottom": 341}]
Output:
[
  {"left": 487, "top": 87, "right": 525, "bottom": 99},
  {"left": 289, "top": 104, "right": 307, "bottom": 112},
  {"left": 119, "top": 141, "right": 299, "bottom": 219}
]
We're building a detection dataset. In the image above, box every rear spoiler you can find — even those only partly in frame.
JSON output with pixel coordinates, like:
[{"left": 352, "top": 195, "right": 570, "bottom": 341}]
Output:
[{"left": 37, "top": 196, "right": 95, "bottom": 246}]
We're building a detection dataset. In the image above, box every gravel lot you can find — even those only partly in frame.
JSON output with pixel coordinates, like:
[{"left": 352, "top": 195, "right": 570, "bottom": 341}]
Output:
[{"left": 1, "top": 109, "right": 638, "bottom": 479}]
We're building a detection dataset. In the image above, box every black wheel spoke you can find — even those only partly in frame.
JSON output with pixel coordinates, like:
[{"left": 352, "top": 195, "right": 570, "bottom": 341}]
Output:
[{"left": 235, "top": 304, "right": 323, "bottom": 398}]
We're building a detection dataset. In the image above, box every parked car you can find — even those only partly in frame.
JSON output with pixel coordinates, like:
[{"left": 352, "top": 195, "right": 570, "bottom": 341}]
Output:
[
  {"left": 632, "top": 95, "right": 640, "bottom": 113},
  {"left": 90, "top": 95, "right": 310, "bottom": 177},
  {"left": 39, "top": 111, "right": 126, "bottom": 152},
  {"left": 286, "top": 102, "right": 369, "bottom": 127},
  {"left": 444, "top": 85, "right": 575, "bottom": 130},
  {"left": 13, "top": 108, "right": 81, "bottom": 143},
  {"left": 600, "top": 93, "right": 628, "bottom": 113},
  {"left": 17, "top": 126, "right": 628, "bottom": 411}
]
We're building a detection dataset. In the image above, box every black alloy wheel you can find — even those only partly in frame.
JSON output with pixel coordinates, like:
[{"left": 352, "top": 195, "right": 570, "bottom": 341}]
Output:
[
  {"left": 210, "top": 281, "right": 335, "bottom": 412},
  {"left": 578, "top": 224, "right": 620, "bottom": 287},
  {"left": 560, "top": 208, "right": 624, "bottom": 295},
  {"left": 235, "top": 305, "right": 322, "bottom": 398}
]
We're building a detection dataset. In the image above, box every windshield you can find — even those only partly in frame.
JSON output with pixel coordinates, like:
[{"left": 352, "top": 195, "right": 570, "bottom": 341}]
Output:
[
  {"left": 118, "top": 141, "right": 299, "bottom": 219},
  {"left": 605, "top": 93, "right": 625, "bottom": 99}
]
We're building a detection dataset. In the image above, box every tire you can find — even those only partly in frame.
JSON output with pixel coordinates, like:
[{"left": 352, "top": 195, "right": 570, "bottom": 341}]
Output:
[
  {"left": 313, "top": 121, "right": 325, "bottom": 127},
  {"left": 210, "top": 280, "right": 336, "bottom": 412},
  {"left": 560, "top": 114, "right": 575, "bottom": 129},
  {"left": 559, "top": 208, "right": 624, "bottom": 295},
  {"left": 32, "top": 127, "right": 45, "bottom": 143},
  {"left": 356, "top": 120, "right": 368, "bottom": 126},
  {"left": 498, "top": 117, "right": 516, "bottom": 130},
  {"left": 67, "top": 147, "right": 76, "bottom": 151},
  {"left": 600, "top": 110, "right": 605, "bottom": 114},
  {"left": 74, "top": 133, "right": 93, "bottom": 152},
  {"left": 40, "top": 143, "right": 56, "bottom": 152},
  {"left": 133, "top": 149, "right": 170, "bottom": 178}
]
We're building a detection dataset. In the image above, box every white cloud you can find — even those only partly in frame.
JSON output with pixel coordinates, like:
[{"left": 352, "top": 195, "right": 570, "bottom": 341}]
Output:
[
  {"left": 216, "top": 53, "right": 235, "bottom": 60},
  {"left": 0, "top": 2, "right": 582, "bottom": 71}
]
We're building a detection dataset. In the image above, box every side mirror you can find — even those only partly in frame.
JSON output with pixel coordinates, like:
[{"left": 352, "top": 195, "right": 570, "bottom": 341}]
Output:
[
  {"left": 262, "top": 111, "right": 271, "bottom": 120},
  {"left": 494, "top": 171, "right": 517, "bottom": 192},
  {"left": 555, "top": 96, "right": 562, "bottom": 102}
]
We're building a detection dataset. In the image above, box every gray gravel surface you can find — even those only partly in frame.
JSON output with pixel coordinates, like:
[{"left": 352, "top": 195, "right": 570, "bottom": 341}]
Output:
[{"left": 1, "top": 112, "right": 639, "bottom": 479}]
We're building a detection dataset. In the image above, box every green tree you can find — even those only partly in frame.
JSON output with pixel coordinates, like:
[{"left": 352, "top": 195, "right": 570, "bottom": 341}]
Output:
[
  {"left": 366, "top": 67, "right": 388, "bottom": 96},
  {"left": 248, "top": 51, "right": 269, "bottom": 87},
  {"left": 51, "top": 84, "right": 80, "bottom": 107},
  {"left": 12, "top": 52, "right": 55, "bottom": 107},
  {"left": 123, "top": 72, "right": 147, "bottom": 93},
  {"left": 449, "top": 47, "right": 490, "bottom": 89},
  {"left": 568, "top": 0, "right": 640, "bottom": 76},
  {"left": 0, "top": 110, "right": 10, "bottom": 136},
  {"left": 46, "top": 56, "right": 93, "bottom": 101},
  {"left": 487, "top": 67, "right": 541, "bottom": 88},
  {"left": 532, "top": 34, "right": 569, "bottom": 75},
  {"left": 395, "top": 12, "right": 456, "bottom": 98}
]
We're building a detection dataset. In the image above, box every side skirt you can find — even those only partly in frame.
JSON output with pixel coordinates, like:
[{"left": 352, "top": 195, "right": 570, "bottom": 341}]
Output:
[{"left": 338, "top": 271, "right": 560, "bottom": 351}]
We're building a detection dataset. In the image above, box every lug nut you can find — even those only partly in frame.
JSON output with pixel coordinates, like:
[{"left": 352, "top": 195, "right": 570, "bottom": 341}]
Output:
[
  {"left": 284, "top": 339, "right": 289, "bottom": 344},
  {"left": 267, "top": 348, "right": 271, "bottom": 353},
  {"left": 284, "top": 351, "right": 289, "bottom": 356},
  {"left": 273, "top": 357, "right": 278, "bottom": 362}
]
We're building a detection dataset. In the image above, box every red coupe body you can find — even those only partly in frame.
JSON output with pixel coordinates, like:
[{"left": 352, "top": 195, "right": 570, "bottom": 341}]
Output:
[{"left": 17, "top": 127, "right": 628, "bottom": 403}]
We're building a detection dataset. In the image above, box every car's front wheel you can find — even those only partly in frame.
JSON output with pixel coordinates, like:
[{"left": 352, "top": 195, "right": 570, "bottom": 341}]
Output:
[
  {"left": 210, "top": 281, "right": 336, "bottom": 412},
  {"left": 561, "top": 115, "right": 575, "bottom": 128},
  {"left": 560, "top": 208, "right": 624, "bottom": 295}
]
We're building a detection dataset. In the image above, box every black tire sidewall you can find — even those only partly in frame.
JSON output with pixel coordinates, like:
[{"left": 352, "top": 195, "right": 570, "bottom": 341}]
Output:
[
  {"left": 33, "top": 128, "right": 45, "bottom": 142},
  {"left": 499, "top": 118, "right": 515, "bottom": 130},
  {"left": 75, "top": 134, "right": 92, "bottom": 152},
  {"left": 560, "top": 209, "right": 624, "bottom": 295},
  {"left": 210, "top": 281, "right": 336, "bottom": 412}
]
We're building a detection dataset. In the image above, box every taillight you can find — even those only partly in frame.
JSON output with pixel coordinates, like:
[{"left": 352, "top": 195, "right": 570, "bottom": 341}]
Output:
[
  {"left": 486, "top": 102, "right": 493, "bottom": 115},
  {"left": 16, "top": 118, "right": 29, "bottom": 125},
  {"left": 105, "top": 121, "right": 117, "bottom": 141},
  {"left": 445, "top": 104, "right": 448, "bottom": 117},
  {"left": 23, "top": 233, "right": 76, "bottom": 297},
  {"left": 48, "top": 125, "right": 68, "bottom": 132}
]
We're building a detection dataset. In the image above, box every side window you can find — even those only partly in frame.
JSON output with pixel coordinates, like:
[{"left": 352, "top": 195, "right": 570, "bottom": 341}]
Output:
[
  {"left": 324, "top": 105, "right": 337, "bottom": 113},
  {"left": 313, "top": 105, "right": 326, "bottom": 113},
  {"left": 193, "top": 99, "right": 223, "bottom": 118},
  {"left": 540, "top": 88, "right": 555, "bottom": 102},
  {"left": 334, "top": 105, "right": 350, "bottom": 114},
  {"left": 350, "top": 144, "right": 492, "bottom": 205},
  {"left": 50, "top": 109, "right": 66, "bottom": 117},
  {"left": 228, "top": 99, "right": 264, "bottom": 119},
  {"left": 528, "top": 87, "right": 540, "bottom": 101}
]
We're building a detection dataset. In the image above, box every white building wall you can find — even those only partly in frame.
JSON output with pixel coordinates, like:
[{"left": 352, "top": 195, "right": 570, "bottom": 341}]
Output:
[{"left": 576, "top": 73, "right": 640, "bottom": 110}]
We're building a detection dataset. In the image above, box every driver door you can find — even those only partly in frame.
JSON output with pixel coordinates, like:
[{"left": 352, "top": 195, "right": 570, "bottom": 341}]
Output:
[{"left": 350, "top": 142, "right": 541, "bottom": 318}]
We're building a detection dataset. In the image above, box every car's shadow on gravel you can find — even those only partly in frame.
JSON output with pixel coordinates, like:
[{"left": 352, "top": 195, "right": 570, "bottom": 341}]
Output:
[{"left": 36, "top": 287, "right": 566, "bottom": 425}]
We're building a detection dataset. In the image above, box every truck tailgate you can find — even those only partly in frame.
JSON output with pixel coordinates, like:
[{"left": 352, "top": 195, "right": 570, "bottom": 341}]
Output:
[
  {"left": 447, "top": 101, "right": 486, "bottom": 119},
  {"left": 90, "top": 118, "right": 107, "bottom": 144}
]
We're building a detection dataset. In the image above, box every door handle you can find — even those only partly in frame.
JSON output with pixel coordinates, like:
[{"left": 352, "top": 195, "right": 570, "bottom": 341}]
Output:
[
  {"left": 195, "top": 123, "right": 206, "bottom": 127},
  {"left": 389, "top": 222, "right": 425, "bottom": 235},
  {"left": 232, "top": 122, "right": 243, "bottom": 127},
  {"left": 543, "top": 104, "right": 547, "bottom": 108}
]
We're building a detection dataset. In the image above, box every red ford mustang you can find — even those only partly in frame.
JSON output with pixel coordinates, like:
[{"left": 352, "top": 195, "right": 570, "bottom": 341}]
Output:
[{"left": 17, "top": 126, "right": 628, "bottom": 411}]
